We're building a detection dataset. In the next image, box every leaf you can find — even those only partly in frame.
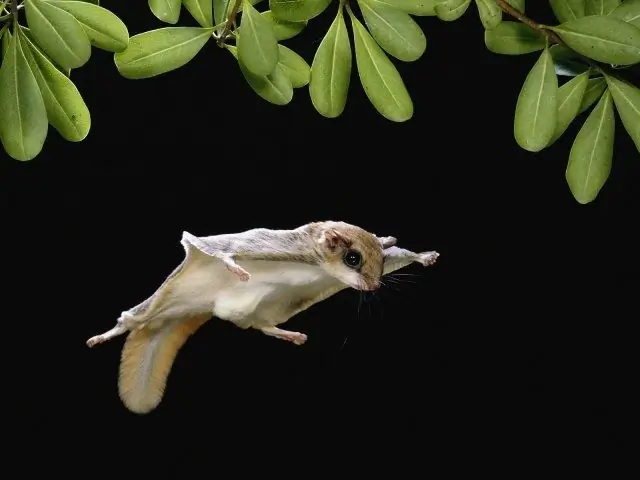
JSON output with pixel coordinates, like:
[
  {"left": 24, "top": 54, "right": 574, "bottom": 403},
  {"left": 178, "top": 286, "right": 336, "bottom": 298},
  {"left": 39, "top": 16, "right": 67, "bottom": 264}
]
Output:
[
  {"left": 20, "top": 26, "right": 71, "bottom": 77},
  {"left": 475, "top": 0, "right": 501, "bottom": 30},
  {"left": 262, "top": 10, "right": 307, "bottom": 40},
  {"left": 566, "top": 90, "right": 615, "bottom": 204},
  {"left": 24, "top": 0, "right": 92, "bottom": 70},
  {"left": 46, "top": 0, "right": 129, "bottom": 53},
  {"left": 228, "top": 45, "right": 294, "bottom": 105},
  {"left": 585, "top": 0, "right": 621, "bottom": 16},
  {"left": 238, "top": 0, "right": 279, "bottom": 77},
  {"left": 605, "top": 74, "right": 640, "bottom": 150},
  {"left": 513, "top": 46, "right": 558, "bottom": 152},
  {"left": 506, "top": 0, "right": 524, "bottom": 12},
  {"left": 349, "top": 8, "right": 413, "bottom": 122},
  {"left": 549, "top": 44, "right": 590, "bottom": 76},
  {"left": 269, "top": 0, "right": 333, "bottom": 22},
  {"left": 309, "top": 6, "right": 351, "bottom": 118},
  {"left": 549, "top": 0, "right": 585, "bottom": 23},
  {"left": 18, "top": 28, "right": 90, "bottom": 142},
  {"left": 183, "top": 0, "right": 214, "bottom": 27},
  {"left": 579, "top": 77, "right": 606, "bottom": 113},
  {"left": 435, "top": 0, "right": 471, "bottom": 21},
  {"left": 0, "top": 31, "right": 48, "bottom": 161},
  {"left": 2, "top": 28, "right": 11, "bottom": 59},
  {"left": 277, "top": 44, "right": 310, "bottom": 87},
  {"left": 609, "top": 0, "right": 640, "bottom": 28},
  {"left": 149, "top": 0, "right": 182, "bottom": 24},
  {"left": 550, "top": 71, "right": 589, "bottom": 144},
  {"left": 371, "top": 0, "right": 437, "bottom": 16},
  {"left": 548, "top": 16, "right": 640, "bottom": 66},
  {"left": 484, "top": 21, "right": 545, "bottom": 55},
  {"left": 357, "top": 0, "right": 426, "bottom": 62},
  {"left": 114, "top": 27, "right": 213, "bottom": 79}
]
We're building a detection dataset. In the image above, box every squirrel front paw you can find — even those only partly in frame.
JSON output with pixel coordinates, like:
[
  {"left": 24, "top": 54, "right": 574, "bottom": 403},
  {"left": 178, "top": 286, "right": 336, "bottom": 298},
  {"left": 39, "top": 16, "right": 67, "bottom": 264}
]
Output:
[
  {"left": 418, "top": 251, "right": 439, "bottom": 267},
  {"left": 226, "top": 263, "right": 251, "bottom": 281}
]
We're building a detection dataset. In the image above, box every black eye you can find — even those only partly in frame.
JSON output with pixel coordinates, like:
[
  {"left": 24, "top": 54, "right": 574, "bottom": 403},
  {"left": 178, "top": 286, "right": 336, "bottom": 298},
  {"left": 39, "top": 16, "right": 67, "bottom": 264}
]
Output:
[{"left": 343, "top": 250, "right": 362, "bottom": 269}]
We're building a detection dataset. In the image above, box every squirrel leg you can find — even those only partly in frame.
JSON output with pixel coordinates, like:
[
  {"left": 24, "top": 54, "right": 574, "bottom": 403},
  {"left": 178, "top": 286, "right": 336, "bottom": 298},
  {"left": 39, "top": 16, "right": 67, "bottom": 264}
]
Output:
[
  {"left": 259, "top": 326, "right": 307, "bottom": 345},
  {"left": 86, "top": 323, "right": 128, "bottom": 348},
  {"left": 220, "top": 255, "right": 251, "bottom": 281}
]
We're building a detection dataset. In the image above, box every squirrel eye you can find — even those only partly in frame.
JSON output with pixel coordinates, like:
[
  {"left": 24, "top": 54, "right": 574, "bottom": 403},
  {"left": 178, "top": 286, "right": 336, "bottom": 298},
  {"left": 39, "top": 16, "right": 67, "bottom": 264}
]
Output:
[{"left": 343, "top": 250, "right": 362, "bottom": 269}]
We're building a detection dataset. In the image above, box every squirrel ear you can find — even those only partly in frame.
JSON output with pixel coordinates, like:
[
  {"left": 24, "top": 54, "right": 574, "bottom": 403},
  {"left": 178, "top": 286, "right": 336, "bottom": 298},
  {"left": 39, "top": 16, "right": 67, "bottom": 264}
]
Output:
[
  {"left": 322, "top": 228, "right": 348, "bottom": 250},
  {"left": 378, "top": 236, "right": 397, "bottom": 249}
]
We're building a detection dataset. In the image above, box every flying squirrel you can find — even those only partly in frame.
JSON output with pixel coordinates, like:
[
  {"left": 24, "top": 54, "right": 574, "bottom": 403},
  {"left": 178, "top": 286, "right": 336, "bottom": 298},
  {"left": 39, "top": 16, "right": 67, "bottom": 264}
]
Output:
[{"left": 86, "top": 221, "right": 440, "bottom": 414}]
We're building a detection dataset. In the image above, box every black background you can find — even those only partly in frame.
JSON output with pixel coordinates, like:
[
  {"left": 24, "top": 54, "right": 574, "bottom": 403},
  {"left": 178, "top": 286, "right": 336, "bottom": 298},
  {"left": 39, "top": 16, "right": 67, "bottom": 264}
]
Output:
[{"left": 2, "top": 1, "right": 638, "bottom": 474}]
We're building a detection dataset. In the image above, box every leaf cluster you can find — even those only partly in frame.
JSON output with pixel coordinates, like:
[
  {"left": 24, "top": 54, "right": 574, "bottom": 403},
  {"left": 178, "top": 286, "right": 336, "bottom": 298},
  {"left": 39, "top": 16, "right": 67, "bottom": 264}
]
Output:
[
  {"left": 1, "top": 0, "right": 638, "bottom": 205},
  {"left": 0, "top": 0, "right": 128, "bottom": 160}
]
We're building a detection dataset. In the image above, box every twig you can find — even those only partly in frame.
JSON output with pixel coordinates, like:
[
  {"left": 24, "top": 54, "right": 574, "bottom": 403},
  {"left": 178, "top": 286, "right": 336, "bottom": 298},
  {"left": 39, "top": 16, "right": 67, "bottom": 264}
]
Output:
[
  {"left": 495, "top": 0, "right": 564, "bottom": 46},
  {"left": 217, "top": 0, "right": 243, "bottom": 47},
  {"left": 10, "top": 0, "right": 17, "bottom": 24}
]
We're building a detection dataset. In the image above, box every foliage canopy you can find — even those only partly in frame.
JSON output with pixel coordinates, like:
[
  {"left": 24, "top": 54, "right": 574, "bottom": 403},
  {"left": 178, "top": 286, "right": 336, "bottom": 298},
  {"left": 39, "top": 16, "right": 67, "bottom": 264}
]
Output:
[{"left": 0, "top": 0, "right": 638, "bottom": 204}]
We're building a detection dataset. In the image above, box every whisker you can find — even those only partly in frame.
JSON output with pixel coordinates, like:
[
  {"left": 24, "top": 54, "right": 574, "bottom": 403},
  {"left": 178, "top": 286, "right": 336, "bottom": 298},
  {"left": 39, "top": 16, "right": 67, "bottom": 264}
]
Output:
[{"left": 388, "top": 275, "right": 420, "bottom": 285}]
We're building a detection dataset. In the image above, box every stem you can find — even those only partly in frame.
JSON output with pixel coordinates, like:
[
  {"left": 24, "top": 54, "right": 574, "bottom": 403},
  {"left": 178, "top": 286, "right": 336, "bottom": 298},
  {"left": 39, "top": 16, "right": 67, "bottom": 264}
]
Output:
[
  {"left": 10, "top": 0, "right": 17, "bottom": 25},
  {"left": 495, "top": 0, "right": 564, "bottom": 46},
  {"left": 217, "top": 0, "right": 243, "bottom": 47}
]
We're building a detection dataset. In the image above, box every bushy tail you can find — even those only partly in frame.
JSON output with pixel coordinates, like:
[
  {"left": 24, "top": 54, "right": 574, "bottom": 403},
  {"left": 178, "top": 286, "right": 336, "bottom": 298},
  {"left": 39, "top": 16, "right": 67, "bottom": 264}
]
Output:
[{"left": 118, "top": 315, "right": 210, "bottom": 414}]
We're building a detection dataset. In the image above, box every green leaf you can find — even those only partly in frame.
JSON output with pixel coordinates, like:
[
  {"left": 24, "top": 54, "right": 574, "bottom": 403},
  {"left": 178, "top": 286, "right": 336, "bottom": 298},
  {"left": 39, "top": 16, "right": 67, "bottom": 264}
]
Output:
[
  {"left": 349, "top": 7, "right": 413, "bottom": 122},
  {"left": 237, "top": 0, "right": 279, "bottom": 77},
  {"left": 548, "top": 16, "right": 640, "bottom": 66},
  {"left": 149, "top": 0, "right": 182, "bottom": 24},
  {"left": 24, "top": 0, "right": 92, "bottom": 70},
  {"left": 610, "top": 0, "right": 640, "bottom": 28},
  {"left": 2, "top": 28, "right": 11, "bottom": 59},
  {"left": 46, "top": 1, "right": 129, "bottom": 53},
  {"left": 277, "top": 44, "right": 310, "bottom": 87},
  {"left": 566, "top": 90, "right": 615, "bottom": 204},
  {"left": 435, "top": 0, "right": 471, "bottom": 21},
  {"left": 549, "top": 44, "right": 590, "bottom": 76},
  {"left": 506, "top": 0, "right": 524, "bottom": 12},
  {"left": 0, "top": 31, "right": 48, "bottom": 161},
  {"left": 357, "top": 0, "right": 426, "bottom": 62},
  {"left": 579, "top": 77, "right": 606, "bottom": 113},
  {"left": 269, "top": 0, "right": 333, "bottom": 22},
  {"left": 183, "top": 0, "right": 214, "bottom": 27},
  {"left": 371, "top": 0, "right": 436, "bottom": 16},
  {"left": 114, "top": 27, "right": 213, "bottom": 79},
  {"left": 309, "top": 6, "right": 351, "bottom": 118},
  {"left": 20, "top": 26, "right": 71, "bottom": 77},
  {"left": 262, "top": 10, "right": 307, "bottom": 40},
  {"left": 228, "top": 45, "right": 294, "bottom": 105},
  {"left": 484, "top": 21, "right": 545, "bottom": 55},
  {"left": 513, "top": 46, "right": 558, "bottom": 152},
  {"left": 18, "top": 28, "right": 90, "bottom": 142},
  {"left": 550, "top": 71, "right": 589, "bottom": 144},
  {"left": 475, "top": 0, "right": 501, "bottom": 30},
  {"left": 585, "top": 0, "right": 621, "bottom": 16},
  {"left": 549, "top": 0, "right": 585, "bottom": 23},
  {"left": 605, "top": 74, "right": 640, "bottom": 151}
]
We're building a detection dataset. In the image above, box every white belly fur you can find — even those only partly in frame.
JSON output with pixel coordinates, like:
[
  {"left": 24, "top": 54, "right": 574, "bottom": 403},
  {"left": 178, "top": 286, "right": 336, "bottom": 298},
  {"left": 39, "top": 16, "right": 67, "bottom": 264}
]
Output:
[{"left": 212, "top": 260, "right": 328, "bottom": 324}]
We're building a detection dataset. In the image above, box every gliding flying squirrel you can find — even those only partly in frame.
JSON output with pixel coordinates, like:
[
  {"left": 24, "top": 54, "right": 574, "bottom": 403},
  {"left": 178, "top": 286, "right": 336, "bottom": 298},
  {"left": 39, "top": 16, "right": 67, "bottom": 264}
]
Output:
[{"left": 87, "top": 221, "right": 440, "bottom": 414}]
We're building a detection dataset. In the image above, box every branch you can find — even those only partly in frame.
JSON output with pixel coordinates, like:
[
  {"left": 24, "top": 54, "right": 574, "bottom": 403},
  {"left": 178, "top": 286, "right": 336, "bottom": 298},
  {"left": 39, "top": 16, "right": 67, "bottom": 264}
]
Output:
[{"left": 495, "top": 0, "right": 564, "bottom": 46}]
